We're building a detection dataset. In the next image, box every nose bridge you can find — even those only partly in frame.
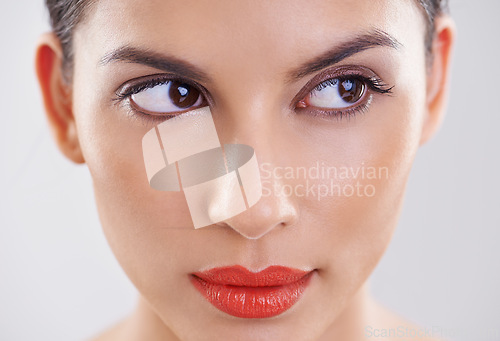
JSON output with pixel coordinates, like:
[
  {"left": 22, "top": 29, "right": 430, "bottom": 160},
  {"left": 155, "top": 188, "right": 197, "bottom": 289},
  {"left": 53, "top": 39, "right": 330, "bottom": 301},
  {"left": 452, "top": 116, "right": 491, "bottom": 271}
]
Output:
[
  {"left": 214, "top": 90, "right": 284, "bottom": 157},
  {"left": 208, "top": 103, "right": 300, "bottom": 240}
]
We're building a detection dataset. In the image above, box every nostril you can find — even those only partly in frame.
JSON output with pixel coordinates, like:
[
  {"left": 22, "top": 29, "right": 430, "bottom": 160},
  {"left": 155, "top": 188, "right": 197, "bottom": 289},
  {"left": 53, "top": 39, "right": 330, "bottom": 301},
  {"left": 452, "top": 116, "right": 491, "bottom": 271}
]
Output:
[
  {"left": 237, "top": 228, "right": 275, "bottom": 240},
  {"left": 186, "top": 170, "right": 247, "bottom": 229},
  {"left": 218, "top": 185, "right": 298, "bottom": 240}
]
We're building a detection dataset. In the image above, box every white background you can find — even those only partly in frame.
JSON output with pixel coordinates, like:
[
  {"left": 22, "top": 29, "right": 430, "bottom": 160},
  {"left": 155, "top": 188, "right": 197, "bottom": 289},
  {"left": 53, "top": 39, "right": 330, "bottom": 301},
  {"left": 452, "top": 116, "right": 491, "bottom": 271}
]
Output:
[{"left": 1, "top": 1, "right": 499, "bottom": 340}]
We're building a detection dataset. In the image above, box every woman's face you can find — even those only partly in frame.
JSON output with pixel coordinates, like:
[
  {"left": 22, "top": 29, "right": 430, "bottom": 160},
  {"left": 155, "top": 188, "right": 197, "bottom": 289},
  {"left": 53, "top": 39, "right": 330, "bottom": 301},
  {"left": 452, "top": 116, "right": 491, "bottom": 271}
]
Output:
[{"left": 70, "top": 0, "right": 430, "bottom": 339}]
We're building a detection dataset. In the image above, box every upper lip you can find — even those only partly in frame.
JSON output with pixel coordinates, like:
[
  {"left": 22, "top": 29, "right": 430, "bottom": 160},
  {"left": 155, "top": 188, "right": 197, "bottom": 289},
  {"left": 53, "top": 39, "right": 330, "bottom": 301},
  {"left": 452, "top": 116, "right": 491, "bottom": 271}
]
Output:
[{"left": 191, "top": 265, "right": 312, "bottom": 287}]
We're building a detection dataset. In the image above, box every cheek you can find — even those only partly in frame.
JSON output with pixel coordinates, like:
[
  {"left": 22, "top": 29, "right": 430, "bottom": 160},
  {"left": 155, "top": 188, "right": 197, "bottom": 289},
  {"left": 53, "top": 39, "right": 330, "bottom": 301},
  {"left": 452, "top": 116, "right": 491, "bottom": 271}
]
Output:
[
  {"left": 71, "top": 85, "right": 197, "bottom": 270},
  {"left": 71, "top": 34, "right": 197, "bottom": 243},
  {"left": 72, "top": 106, "right": 203, "bottom": 304},
  {"left": 286, "top": 89, "right": 424, "bottom": 286}
]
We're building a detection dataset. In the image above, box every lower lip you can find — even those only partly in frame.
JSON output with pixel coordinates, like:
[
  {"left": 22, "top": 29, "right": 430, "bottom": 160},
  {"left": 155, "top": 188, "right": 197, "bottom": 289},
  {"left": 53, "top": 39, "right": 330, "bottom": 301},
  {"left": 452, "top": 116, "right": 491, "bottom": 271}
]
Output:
[{"left": 190, "top": 266, "right": 314, "bottom": 319}]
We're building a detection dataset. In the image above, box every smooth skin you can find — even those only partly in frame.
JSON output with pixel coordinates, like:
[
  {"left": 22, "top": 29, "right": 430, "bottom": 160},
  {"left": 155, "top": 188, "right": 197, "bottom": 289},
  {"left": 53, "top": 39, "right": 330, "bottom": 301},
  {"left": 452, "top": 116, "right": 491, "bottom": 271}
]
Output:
[{"left": 36, "top": 0, "right": 455, "bottom": 340}]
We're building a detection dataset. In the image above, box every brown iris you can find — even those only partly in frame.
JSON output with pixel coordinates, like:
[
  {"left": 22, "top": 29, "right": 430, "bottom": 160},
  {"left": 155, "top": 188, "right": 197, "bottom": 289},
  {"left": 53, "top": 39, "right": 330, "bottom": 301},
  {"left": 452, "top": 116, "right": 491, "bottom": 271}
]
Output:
[
  {"left": 338, "top": 78, "right": 365, "bottom": 104},
  {"left": 168, "top": 81, "right": 201, "bottom": 108}
]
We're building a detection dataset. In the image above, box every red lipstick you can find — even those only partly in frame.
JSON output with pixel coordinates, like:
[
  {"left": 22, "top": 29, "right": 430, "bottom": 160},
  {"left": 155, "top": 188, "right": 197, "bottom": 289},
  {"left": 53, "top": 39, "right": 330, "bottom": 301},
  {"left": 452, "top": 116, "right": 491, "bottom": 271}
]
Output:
[{"left": 190, "top": 265, "right": 313, "bottom": 318}]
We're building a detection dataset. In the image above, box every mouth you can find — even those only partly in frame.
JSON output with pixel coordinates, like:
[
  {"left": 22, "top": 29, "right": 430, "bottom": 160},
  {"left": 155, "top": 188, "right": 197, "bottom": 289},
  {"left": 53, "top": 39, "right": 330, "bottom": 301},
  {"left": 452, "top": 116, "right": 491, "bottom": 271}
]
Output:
[{"left": 190, "top": 265, "right": 315, "bottom": 318}]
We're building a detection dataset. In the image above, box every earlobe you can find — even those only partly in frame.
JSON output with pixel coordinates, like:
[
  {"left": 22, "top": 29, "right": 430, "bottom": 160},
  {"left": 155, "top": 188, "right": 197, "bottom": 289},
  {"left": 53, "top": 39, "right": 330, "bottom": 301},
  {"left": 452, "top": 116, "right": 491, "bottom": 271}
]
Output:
[
  {"left": 35, "top": 32, "right": 85, "bottom": 164},
  {"left": 419, "top": 15, "right": 456, "bottom": 146}
]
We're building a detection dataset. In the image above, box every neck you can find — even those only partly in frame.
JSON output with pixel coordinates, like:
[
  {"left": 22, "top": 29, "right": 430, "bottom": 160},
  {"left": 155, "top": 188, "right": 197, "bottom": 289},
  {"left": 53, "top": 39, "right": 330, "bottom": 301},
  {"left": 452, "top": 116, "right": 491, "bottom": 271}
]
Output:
[
  {"left": 125, "top": 297, "right": 180, "bottom": 341},
  {"left": 318, "top": 283, "right": 375, "bottom": 341}
]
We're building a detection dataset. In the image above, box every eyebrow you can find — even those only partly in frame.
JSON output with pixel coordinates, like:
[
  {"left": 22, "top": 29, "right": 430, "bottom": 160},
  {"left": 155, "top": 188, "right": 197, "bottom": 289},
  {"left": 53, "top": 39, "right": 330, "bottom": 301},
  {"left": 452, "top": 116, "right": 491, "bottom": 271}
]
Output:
[
  {"left": 285, "top": 29, "right": 402, "bottom": 82},
  {"left": 99, "top": 28, "right": 401, "bottom": 84},
  {"left": 99, "top": 45, "right": 211, "bottom": 83}
]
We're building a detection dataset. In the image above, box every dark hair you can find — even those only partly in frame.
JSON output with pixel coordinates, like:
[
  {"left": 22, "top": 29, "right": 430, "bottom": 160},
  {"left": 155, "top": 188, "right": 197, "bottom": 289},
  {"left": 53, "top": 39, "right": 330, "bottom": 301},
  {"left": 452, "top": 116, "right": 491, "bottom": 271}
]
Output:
[
  {"left": 45, "top": 0, "right": 96, "bottom": 82},
  {"left": 417, "top": 0, "right": 450, "bottom": 59},
  {"left": 46, "top": 0, "right": 449, "bottom": 82}
]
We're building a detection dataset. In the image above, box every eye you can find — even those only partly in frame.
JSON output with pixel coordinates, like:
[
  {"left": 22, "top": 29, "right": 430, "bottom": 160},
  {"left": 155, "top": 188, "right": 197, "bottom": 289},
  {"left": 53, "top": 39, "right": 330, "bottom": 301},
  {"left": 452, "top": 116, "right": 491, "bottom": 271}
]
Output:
[
  {"left": 302, "top": 77, "right": 366, "bottom": 109},
  {"left": 130, "top": 80, "right": 205, "bottom": 114}
]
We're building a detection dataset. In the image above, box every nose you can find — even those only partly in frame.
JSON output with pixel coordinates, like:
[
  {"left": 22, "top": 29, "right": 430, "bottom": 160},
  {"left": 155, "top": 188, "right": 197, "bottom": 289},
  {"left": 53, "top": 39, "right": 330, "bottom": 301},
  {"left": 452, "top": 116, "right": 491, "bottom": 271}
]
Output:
[
  {"left": 207, "top": 119, "right": 299, "bottom": 239},
  {"left": 211, "top": 172, "right": 298, "bottom": 239}
]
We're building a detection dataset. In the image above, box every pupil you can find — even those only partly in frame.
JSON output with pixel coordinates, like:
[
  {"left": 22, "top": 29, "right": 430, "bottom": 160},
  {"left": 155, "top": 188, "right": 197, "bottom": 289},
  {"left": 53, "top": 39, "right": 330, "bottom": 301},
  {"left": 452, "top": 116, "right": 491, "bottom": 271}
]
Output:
[
  {"left": 169, "top": 81, "right": 200, "bottom": 108},
  {"left": 339, "top": 79, "right": 364, "bottom": 103}
]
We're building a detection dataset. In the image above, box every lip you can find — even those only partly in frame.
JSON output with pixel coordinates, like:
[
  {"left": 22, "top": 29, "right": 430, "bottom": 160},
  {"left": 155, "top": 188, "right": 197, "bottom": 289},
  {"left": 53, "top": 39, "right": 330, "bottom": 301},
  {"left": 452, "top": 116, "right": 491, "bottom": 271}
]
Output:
[{"left": 190, "top": 265, "right": 314, "bottom": 318}]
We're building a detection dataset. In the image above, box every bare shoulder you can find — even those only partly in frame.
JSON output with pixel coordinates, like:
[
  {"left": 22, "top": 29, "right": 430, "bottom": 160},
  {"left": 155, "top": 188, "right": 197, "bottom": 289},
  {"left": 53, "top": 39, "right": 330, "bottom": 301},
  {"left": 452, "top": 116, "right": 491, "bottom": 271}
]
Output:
[{"left": 366, "top": 297, "right": 445, "bottom": 341}]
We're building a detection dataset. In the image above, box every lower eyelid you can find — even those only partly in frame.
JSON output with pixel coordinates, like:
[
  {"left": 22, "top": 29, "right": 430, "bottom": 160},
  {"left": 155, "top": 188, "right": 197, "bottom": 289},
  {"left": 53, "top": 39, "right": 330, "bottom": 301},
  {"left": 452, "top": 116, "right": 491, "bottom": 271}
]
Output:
[
  {"left": 128, "top": 92, "right": 207, "bottom": 117},
  {"left": 298, "top": 92, "right": 373, "bottom": 120}
]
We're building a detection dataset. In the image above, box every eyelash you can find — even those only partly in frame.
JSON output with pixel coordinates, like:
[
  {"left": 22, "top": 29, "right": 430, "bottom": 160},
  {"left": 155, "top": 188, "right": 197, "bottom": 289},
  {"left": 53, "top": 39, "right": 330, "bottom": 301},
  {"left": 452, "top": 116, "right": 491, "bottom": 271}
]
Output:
[
  {"left": 112, "top": 76, "right": 192, "bottom": 124},
  {"left": 301, "top": 74, "right": 393, "bottom": 120},
  {"left": 113, "top": 72, "right": 394, "bottom": 125}
]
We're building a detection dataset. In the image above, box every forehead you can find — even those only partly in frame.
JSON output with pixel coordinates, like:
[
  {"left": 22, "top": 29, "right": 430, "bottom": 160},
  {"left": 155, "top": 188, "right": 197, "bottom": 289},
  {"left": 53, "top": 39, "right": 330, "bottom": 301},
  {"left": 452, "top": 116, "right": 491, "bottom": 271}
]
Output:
[{"left": 75, "top": 0, "right": 424, "bottom": 80}]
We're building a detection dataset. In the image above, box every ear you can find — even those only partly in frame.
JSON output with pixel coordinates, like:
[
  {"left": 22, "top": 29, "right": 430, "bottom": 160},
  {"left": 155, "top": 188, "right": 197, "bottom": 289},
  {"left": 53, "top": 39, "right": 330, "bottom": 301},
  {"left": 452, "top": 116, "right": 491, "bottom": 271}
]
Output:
[
  {"left": 35, "top": 32, "right": 85, "bottom": 163},
  {"left": 419, "top": 15, "right": 456, "bottom": 146}
]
